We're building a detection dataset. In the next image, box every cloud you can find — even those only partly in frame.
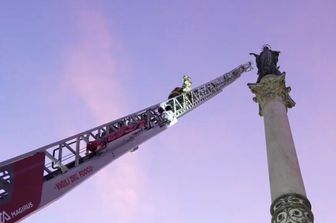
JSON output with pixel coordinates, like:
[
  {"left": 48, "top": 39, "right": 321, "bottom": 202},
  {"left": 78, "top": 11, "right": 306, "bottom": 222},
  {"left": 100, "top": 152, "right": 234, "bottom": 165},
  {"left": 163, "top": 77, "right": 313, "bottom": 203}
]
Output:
[
  {"left": 94, "top": 156, "right": 145, "bottom": 222},
  {"left": 61, "top": 8, "right": 145, "bottom": 222},
  {"left": 63, "top": 10, "right": 127, "bottom": 122}
]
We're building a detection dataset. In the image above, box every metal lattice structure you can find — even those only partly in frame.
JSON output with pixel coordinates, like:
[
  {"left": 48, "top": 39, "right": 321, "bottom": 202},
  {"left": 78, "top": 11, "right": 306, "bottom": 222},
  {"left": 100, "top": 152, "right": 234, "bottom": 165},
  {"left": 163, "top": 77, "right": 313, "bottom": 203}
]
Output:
[{"left": 0, "top": 62, "right": 252, "bottom": 223}]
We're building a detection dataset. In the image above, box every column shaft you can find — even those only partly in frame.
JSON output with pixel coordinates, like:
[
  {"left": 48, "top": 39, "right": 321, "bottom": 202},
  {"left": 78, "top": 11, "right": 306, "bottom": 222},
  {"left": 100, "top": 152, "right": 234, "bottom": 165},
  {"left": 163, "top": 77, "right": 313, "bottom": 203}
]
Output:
[
  {"left": 248, "top": 74, "right": 313, "bottom": 223},
  {"left": 263, "top": 97, "right": 306, "bottom": 201}
]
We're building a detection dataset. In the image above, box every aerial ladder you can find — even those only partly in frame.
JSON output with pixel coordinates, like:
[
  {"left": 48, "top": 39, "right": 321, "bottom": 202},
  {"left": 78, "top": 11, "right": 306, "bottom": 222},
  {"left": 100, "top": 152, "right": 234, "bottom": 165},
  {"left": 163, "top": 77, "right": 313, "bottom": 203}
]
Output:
[{"left": 0, "top": 62, "right": 252, "bottom": 223}]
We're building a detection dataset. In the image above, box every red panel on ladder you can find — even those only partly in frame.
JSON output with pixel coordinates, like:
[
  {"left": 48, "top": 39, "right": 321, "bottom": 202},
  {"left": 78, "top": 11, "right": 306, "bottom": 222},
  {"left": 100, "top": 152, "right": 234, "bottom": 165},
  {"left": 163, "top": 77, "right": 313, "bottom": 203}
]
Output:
[{"left": 0, "top": 152, "right": 45, "bottom": 223}]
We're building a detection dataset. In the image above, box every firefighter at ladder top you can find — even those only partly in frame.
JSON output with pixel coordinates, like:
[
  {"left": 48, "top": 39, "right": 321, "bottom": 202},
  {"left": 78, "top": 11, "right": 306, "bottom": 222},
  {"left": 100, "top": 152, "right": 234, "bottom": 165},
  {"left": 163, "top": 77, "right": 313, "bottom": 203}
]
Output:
[
  {"left": 88, "top": 75, "right": 192, "bottom": 153},
  {"left": 87, "top": 119, "right": 146, "bottom": 153}
]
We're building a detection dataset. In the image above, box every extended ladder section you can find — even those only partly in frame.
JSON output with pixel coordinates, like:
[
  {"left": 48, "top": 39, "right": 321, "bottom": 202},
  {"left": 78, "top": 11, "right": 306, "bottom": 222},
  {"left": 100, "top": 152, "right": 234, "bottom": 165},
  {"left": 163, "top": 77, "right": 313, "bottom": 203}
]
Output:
[{"left": 0, "top": 62, "right": 252, "bottom": 223}]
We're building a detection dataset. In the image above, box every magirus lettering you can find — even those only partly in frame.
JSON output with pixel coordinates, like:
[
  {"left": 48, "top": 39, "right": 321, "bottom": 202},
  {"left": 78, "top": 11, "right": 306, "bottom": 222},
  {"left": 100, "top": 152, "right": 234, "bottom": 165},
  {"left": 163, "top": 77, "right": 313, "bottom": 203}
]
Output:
[{"left": 11, "top": 202, "right": 33, "bottom": 217}]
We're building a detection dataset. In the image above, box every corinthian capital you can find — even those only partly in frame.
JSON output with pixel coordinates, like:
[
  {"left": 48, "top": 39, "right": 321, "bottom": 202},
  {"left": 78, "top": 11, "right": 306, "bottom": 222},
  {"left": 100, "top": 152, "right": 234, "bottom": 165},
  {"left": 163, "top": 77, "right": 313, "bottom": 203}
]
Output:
[{"left": 247, "top": 74, "right": 295, "bottom": 116}]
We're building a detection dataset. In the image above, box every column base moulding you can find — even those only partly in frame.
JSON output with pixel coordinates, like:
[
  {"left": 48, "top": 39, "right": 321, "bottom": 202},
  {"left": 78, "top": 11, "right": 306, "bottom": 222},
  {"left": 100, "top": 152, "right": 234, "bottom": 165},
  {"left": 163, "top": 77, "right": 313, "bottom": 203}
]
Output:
[{"left": 271, "top": 193, "right": 314, "bottom": 223}]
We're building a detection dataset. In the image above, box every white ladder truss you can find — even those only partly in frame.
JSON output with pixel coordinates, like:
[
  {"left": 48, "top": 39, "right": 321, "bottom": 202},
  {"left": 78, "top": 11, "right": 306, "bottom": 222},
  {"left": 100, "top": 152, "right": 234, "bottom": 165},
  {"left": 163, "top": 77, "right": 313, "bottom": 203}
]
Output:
[{"left": 1, "top": 61, "right": 252, "bottom": 187}]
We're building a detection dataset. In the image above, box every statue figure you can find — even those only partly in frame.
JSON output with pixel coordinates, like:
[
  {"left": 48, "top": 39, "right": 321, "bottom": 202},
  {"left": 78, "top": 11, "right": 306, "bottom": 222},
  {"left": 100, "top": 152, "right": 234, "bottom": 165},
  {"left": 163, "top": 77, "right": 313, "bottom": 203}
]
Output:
[{"left": 250, "top": 45, "right": 284, "bottom": 83}]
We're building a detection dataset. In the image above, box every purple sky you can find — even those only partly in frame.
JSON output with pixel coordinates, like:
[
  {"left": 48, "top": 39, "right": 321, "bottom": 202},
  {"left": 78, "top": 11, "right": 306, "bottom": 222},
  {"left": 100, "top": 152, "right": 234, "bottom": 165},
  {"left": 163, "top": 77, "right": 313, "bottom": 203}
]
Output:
[{"left": 1, "top": 1, "right": 335, "bottom": 222}]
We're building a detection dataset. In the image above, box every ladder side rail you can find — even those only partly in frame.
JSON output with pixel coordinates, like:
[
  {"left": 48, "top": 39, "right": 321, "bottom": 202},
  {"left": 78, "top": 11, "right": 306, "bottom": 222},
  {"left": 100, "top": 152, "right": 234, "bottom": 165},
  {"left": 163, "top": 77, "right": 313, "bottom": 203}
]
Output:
[
  {"left": 166, "top": 62, "right": 252, "bottom": 118},
  {"left": 0, "top": 103, "right": 162, "bottom": 167},
  {"left": 42, "top": 62, "right": 252, "bottom": 174},
  {"left": 0, "top": 62, "right": 253, "bottom": 223},
  {"left": 43, "top": 105, "right": 166, "bottom": 177},
  {"left": 0, "top": 62, "right": 252, "bottom": 173}
]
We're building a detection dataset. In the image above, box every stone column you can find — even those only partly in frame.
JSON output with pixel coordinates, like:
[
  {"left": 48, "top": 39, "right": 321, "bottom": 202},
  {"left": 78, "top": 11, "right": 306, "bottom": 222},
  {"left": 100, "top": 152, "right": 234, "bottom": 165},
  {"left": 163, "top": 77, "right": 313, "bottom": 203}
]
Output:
[{"left": 248, "top": 74, "right": 314, "bottom": 223}]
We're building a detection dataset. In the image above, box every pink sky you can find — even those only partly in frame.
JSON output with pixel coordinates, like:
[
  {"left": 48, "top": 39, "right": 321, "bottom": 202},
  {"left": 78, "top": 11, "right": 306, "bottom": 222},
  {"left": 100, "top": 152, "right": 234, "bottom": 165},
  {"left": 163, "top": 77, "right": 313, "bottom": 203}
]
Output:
[{"left": 0, "top": 1, "right": 335, "bottom": 222}]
